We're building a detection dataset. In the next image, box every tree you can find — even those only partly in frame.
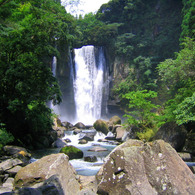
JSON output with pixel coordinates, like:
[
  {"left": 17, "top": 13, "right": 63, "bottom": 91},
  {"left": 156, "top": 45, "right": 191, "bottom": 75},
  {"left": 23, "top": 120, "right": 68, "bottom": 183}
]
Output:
[
  {"left": 0, "top": 0, "right": 76, "bottom": 147},
  {"left": 157, "top": 38, "right": 195, "bottom": 125},
  {"left": 122, "top": 90, "right": 159, "bottom": 128}
]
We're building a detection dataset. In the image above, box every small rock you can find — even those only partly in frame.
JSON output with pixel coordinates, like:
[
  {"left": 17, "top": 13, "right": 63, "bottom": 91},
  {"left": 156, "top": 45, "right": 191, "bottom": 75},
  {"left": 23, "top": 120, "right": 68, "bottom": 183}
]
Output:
[
  {"left": 52, "top": 138, "right": 67, "bottom": 148},
  {"left": 84, "top": 156, "right": 97, "bottom": 162},
  {"left": 79, "top": 139, "right": 88, "bottom": 144},
  {"left": 64, "top": 138, "right": 71, "bottom": 143},
  {"left": 6, "top": 165, "right": 22, "bottom": 176},
  {"left": 178, "top": 152, "right": 192, "bottom": 161},
  {"left": 74, "top": 122, "right": 86, "bottom": 129},
  {"left": 3, "top": 177, "right": 14, "bottom": 189},
  {"left": 0, "top": 159, "right": 22, "bottom": 172},
  {"left": 73, "top": 129, "right": 82, "bottom": 135},
  {"left": 88, "top": 146, "right": 108, "bottom": 152}
]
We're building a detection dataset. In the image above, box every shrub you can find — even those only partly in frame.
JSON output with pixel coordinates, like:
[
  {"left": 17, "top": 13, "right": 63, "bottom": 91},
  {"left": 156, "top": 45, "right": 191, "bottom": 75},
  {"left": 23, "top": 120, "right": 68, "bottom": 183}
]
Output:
[{"left": 0, "top": 123, "right": 14, "bottom": 150}]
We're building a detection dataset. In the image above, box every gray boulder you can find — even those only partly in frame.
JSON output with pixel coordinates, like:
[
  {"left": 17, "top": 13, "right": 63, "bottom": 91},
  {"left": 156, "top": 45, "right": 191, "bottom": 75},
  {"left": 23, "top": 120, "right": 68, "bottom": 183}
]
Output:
[
  {"left": 78, "top": 139, "right": 88, "bottom": 144},
  {"left": 52, "top": 138, "right": 67, "bottom": 148},
  {"left": 152, "top": 122, "right": 187, "bottom": 151},
  {"left": 96, "top": 139, "right": 195, "bottom": 195},
  {"left": 74, "top": 122, "right": 86, "bottom": 129},
  {"left": 14, "top": 153, "right": 80, "bottom": 194}
]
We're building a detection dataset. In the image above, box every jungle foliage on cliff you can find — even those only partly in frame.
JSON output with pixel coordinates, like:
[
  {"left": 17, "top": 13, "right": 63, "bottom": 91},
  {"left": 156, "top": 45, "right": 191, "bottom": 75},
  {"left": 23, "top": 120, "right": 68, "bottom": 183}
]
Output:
[{"left": 75, "top": 0, "right": 195, "bottom": 137}]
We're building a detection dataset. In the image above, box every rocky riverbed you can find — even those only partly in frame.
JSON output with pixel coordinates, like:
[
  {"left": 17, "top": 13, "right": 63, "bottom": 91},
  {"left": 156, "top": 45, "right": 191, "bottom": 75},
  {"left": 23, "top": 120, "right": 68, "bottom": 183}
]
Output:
[
  {"left": 0, "top": 140, "right": 195, "bottom": 194},
  {"left": 0, "top": 116, "right": 195, "bottom": 194}
]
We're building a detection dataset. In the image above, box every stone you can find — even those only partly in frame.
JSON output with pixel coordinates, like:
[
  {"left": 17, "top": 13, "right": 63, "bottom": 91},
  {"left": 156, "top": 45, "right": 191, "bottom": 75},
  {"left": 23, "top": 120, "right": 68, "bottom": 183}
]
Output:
[
  {"left": 3, "top": 177, "right": 14, "bottom": 189},
  {"left": 74, "top": 122, "right": 86, "bottom": 129},
  {"left": 64, "top": 138, "right": 71, "bottom": 143},
  {"left": 6, "top": 165, "right": 22, "bottom": 176},
  {"left": 152, "top": 122, "right": 187, "bottom": 151},
  {"left": 60, "top": 146, "right": 83, "bottom": 160},
  {"left": 55, "top": 127, "right": 67, "bottom": 138},
  {"left": 62, "top": 121, "right": 73, "bottom": 129},
  {"left": 73, "top": 128, "right": 82, "bottom": 135},
  {"left": 115, "top": 126, "right": 127, "bottom": 141},
  {"left": 0, "top": 186, "right": 13, "bottom": 194},
  {"left": 37, "top": 175, "right": 64, "bottom": 195},
  {"left": 3, "top": 145, "right": 31, "bottom": 158},
  {"left": 14, "top": 153, "right": 80, "bottom": 194},
  {"left": 96, "top": 139, "right": 195, "bottom": 195},
  {"left": 84, "top": 156, "right": 98, "bottom": 162},
  {"left": 88, "top": 146, "right": 108, "bottom": 152},
  {"left": 93, "top": 120, "right": 109, "bottom": 135},
  {"left": 178, "top": 152, "right": 192, "bottom": 161},
  {"left": 79, "top": 129, "right": 97, "bottom": 141},
  {"left": 79, "top": 175, "right": 97, "bottom": 195},
  {"left": 52, "top": 138, "right": 67, "bottom": 148},
  {"left": 0, "top": 159, "right": 23, "bottom": 172},
  {"left": 79, "top": 136, "right": 93, "bottom": 142},
  {"left": 79, "top": 139, "right": 88, "bottom": 144},
  {"left": 109, "top": 116, "right": 121, "bottom": 126}
]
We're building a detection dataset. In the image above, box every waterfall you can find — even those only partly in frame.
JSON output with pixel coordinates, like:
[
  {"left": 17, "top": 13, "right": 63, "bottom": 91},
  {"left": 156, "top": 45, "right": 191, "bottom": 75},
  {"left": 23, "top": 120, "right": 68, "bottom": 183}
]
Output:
[{"left": 73, "top": 45, "right": 109, "bottom": 125}]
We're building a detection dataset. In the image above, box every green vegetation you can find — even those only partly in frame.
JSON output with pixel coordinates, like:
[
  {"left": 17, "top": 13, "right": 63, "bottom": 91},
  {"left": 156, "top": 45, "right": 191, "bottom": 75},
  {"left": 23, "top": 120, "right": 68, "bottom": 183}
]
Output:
[
  {"left": 0, "top": 0, "right": 77, "bottom": 148},
  {"left": 122, "top": 90, "right": 159, "bottom": 128},
  {"left": 60, "top": 145, "right": 83, "bottom": 159},
  {"left": 157, "top": 38, "right": 195, "bottom": 126},
  {"left": 0, "top": 124, "right": 14, "bottom": 150},
  {"left": 0, "top": 0, "right": 194, "bottom": 148}
]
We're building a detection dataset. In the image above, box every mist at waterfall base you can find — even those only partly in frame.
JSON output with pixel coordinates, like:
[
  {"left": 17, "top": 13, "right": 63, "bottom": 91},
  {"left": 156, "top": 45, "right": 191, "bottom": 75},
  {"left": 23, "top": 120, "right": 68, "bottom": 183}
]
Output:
[{"left": 51, "top": 45, "right": 111, "bottom": 125}]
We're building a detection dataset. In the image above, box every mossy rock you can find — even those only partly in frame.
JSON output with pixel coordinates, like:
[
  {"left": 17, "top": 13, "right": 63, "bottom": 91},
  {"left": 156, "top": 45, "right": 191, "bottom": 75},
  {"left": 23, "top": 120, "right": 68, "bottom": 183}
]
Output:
[
  {"left": 60, "top": 146, "right": 83, "bottom": 160},
  {"left": 93, "top": 119, "right": 109, "bottom": 135},
  {"left": 109, "top": 116, "right": 121, "bottom": 125}
]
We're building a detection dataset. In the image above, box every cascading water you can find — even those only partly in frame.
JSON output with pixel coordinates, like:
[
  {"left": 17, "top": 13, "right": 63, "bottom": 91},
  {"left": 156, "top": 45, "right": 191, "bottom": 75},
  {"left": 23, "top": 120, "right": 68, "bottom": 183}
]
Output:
[{"left": 73, "top": 45, "right": 109, "bottom": 125}]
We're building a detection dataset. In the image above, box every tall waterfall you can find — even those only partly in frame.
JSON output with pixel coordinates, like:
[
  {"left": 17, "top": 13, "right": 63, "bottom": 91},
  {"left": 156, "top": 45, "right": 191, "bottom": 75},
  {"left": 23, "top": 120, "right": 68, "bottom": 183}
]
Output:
[{"left": 73, "top": 45, "right": 109, "bottom": 125}]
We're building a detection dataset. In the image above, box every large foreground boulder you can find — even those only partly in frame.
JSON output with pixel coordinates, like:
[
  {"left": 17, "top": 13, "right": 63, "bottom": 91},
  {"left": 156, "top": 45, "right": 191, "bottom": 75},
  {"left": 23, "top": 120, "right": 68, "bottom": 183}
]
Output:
[
  {"left": 14, "top": 153, "right": 80, "bottom": 194},
  {"left": 96, "top": 139, "right": 195, "bottom": 195},
  {"left": 152, "top": 122, "right": 187, "bottom": 151}
]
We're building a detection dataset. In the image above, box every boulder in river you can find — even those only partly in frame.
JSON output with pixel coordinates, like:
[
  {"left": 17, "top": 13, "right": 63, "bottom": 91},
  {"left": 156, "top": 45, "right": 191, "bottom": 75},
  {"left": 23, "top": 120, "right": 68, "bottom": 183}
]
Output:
[
  {"left": 74, "top": 122, "right": 86, "bottom": 129},
  {"left": 52, "top": 138, "right": 67, "bottom": 148},
  {"left": 60, "top": 145, "right": 83, "bottom": 160},
  {"left": 84, "top": 156, "right": 98, "bottom": 162},
  {"left": 78, "top": 139, "right": 88, "bottom": 144},
  {"left": 109, "top": 116, "right": 121, "bottom": 126},
  {"left": 96, "top": 139, "right": 195, "bottom": 194},
  {"left": 14, "top": 153, "right": 80, "bottom": 194},
  {"left": 93, "top": 119, "right": 109, "bottom": 135},
  {"left": 88, "top": 146, "right": 108, "bottom": 152}
]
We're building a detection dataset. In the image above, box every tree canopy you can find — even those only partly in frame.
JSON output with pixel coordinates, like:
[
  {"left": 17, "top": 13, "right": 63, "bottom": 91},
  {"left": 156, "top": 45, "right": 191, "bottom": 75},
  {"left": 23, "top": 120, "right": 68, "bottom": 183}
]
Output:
[{"left": 0, "top": 0, "right": 76, "bottom": 147}]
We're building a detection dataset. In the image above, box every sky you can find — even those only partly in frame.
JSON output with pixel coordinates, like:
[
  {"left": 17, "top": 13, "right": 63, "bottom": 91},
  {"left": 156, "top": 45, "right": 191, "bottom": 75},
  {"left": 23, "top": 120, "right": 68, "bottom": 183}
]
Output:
[
  {"left": 79, "top": 0, "right": 110, "bottom": 14},
  {"left": 62, "top": 0, "right": 110, "bottom": 16}
]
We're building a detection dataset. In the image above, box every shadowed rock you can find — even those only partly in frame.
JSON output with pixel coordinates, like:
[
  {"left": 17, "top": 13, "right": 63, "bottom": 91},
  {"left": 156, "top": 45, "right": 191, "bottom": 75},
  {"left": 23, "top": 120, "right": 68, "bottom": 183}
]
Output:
[{"left": 96, "top": 139, "right": 195, "bottom": 195}]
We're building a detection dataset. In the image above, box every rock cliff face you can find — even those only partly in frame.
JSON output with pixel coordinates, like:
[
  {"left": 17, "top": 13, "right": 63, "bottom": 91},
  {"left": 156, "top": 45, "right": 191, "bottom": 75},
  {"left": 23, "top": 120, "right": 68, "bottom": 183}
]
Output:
[
  {"left": 101, "top": 0, "right": 183, "bottom": 103},
  {"left": 96, "top": 139, "right": 195, "bottom": 194}
]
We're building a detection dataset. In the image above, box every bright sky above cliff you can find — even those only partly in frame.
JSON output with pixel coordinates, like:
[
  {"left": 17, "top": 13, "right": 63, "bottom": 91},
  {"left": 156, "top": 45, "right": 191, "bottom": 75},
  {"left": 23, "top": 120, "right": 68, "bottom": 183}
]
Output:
[{"left": 62, "top": 0, "right": 110, "bottom": 16}]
